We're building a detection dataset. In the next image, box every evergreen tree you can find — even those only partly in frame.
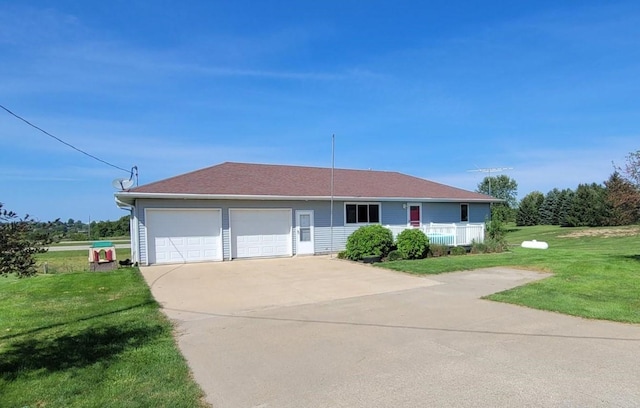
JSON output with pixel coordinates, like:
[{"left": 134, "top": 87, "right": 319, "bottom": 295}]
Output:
[
  {"left": 516, "top": 191, "right": 545, "bottom": 226},
  {"left": 558, "top": 189, "right": 575, "bottom": 227},
  {"left": 539, "top": 188, "right": 561, "bottom": 225},
  {"left": 566, "top": 183, "right": 608, "bottom": 227}
]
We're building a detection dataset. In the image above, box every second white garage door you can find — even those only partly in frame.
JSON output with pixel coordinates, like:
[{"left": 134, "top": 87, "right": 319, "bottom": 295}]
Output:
[{"left": 230, "top": 209, "right": 292, "bottom": 259}]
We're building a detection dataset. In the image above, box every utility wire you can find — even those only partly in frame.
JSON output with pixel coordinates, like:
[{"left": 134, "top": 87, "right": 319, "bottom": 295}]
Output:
[{"left": 1, "top": 104, "right": 130, "bottom": 173}]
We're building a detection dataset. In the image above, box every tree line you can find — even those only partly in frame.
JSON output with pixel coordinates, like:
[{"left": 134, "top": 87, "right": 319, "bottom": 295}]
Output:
[
  {"left": 32, "top": 215, "right": 130, "bottom": 240},
  {"left": 477, "top": 150, "right": 640, "bottom": 228}
]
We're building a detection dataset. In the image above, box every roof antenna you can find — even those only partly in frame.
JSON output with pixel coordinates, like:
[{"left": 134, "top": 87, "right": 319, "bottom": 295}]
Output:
[{"left": 467, "top": 166, "right": 513, "bottom": 197}]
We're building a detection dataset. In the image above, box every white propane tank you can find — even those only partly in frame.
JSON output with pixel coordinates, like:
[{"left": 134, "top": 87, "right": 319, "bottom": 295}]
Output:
[{"left": 521, "top": 240, "right": 549, "bottom": 249}]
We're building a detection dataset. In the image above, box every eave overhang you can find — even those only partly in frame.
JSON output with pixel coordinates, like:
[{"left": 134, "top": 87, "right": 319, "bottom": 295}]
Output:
[{"left": 114, "top": 191, "right": 502, "bottom": 206}]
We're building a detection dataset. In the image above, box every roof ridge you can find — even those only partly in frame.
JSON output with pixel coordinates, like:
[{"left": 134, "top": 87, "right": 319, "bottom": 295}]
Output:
[{"left": 223, "top": 161, "right": 405, "bottom": 174}]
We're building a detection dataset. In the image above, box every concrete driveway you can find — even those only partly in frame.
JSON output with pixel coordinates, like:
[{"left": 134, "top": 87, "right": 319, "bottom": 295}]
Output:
[{"left": 142, "top": 257, "right": 640, "bottom": 408}]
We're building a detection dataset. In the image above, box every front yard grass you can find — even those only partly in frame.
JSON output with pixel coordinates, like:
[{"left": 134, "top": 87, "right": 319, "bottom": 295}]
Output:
[
  {"left": 0, "top": 267, "right": 209, "bottom": 407},
  {"left": 380, "top": 225, "right": 640, "bottom": 323},
  {"left": 35, "top": 248, "right": 131, "bottom": 274}
]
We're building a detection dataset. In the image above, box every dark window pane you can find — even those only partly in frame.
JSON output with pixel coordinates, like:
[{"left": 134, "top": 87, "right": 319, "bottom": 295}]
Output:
[
  {"left": 369, "top": 204, "right": 380, "bottom": 223},
  {"left": 357, "top": 204, "right": 368, "bottom": 223},
  {"left": 346, "top": 204, "right": 357, "bottom": 223},
  {"left": 461, "top": 204, "right": 469, "bottom": 222}
]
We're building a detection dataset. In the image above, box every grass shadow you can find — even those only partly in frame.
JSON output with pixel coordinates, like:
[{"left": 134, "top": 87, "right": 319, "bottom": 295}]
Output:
[
  {"left": 0, "top": 323, "right": 164, "bottom": 381},
  {"left": 0, "top": 300, "right": 156, "bottom": 341},
  {"left": 622, "top": 254, "right": 640, "bottom": 262}
]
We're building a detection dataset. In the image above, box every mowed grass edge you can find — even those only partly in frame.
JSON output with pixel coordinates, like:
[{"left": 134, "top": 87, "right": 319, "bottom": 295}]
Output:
[
  {"left": 379, "top": 225, "right": 640, "bottom": 323},
  {"left": 0, "top": 266, "right": 209, "bottom": 407}
]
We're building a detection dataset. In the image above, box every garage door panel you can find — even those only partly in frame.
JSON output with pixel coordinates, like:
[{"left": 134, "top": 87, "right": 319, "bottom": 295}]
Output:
[
  {"left": 230, "top": 210, "right": 292, "bottom": 259},
  {"left": 147, "top": 209, "right": 222, "bottom": 264}
]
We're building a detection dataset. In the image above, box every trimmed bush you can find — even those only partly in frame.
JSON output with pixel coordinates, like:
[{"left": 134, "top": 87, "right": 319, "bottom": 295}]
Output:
[
  {"left": 450, "top": 246, "right": 467, "bottom": 256},
  {"left": 429, "top": 244, "right": 449, "bottom": 257},
  {"left": 386, "top": 250, "right": 403, "bottom": 261},
  {"left": 396, "top": 228, "right": 429, "bottom": 260},
  {"left": 336, "top": 250, "right": 348, "bottom": 259},
  {"left": 345, "top": 225, "right": 394, "bottom": 261}
]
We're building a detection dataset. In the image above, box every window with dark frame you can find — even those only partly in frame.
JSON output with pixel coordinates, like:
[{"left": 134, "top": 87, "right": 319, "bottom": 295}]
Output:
[
  {"left": 460, "top": 204, "right": 469, "bottom": 222},
  {"left": 345, "top": 203, "right": 380, "bottom": 224}
]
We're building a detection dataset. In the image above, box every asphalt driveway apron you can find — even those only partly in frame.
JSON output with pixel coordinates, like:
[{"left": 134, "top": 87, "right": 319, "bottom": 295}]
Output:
[{"left": 142, "top": 257, "right": 640, "bottom": 408}]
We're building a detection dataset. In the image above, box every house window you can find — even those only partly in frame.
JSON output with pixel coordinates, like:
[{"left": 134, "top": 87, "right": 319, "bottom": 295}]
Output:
[
  {"left": 460, "top": 204, "right": 469, "bottom": 222},
  {"left": 345, "top": 203, "right": 380, "bottom": 224}
]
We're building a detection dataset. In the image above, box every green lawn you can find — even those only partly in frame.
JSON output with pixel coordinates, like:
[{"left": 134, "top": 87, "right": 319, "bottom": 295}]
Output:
[
  {"left": 0, "top": 266, "right": 209, "bottom": 407},
  {"left": 36, "top": 248, "right": 132, "bottom": 274},
  {"left": 380, "top": 225, "right": 640, "bottom": 323}
]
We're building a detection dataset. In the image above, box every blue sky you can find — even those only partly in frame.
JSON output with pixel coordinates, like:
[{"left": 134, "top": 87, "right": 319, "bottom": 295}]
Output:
[{"left": 1, "top": 1, "right": 639, "bottom": 221}]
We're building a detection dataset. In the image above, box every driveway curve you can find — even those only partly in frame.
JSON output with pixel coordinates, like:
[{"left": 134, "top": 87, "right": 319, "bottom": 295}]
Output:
[{"left": 142, "top": 256, "right": 640, "bottom": 408}]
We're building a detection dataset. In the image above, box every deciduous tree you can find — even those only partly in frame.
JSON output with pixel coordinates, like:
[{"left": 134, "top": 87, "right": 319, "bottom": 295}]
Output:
[
  {"left": 0, "top": 203, "right": 58, "bottom": 277},
  {"left": 476, "top": 175, "right": 518, "bottom": 222},
  {"left": 605, "top": 172, "right": 640, "bottom": 225}
]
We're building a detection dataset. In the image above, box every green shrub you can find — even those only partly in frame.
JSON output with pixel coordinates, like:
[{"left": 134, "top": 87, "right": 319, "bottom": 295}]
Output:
[
  {"left": 429, "top": 244, "right": 449, "bottom": 257},
  {"left": 470, "top": 238, "right": 508, "bottom": 254},
  {"left": 450, "top": 246, "right": 467, "bottom": 256},
  {"left": 470, "top": 240, "right": 487, "bottom": 254},
  {"left": 484, "top": 238, "right": 509, "bottom": 253},
  {"left": 396, "top": 228, "right": 429, "bottom": 260},
  {"left": 385, "top": 250, "right": 403, "bottom": 261},
  {"left": 345, "top": 225, "right": 394, "bottom": 261},
  {"left": 336, "top": 250, "right": 348, "bottom": 259},
  {"left": 486, "top": 218, "right": 507, "bottom": 242}
]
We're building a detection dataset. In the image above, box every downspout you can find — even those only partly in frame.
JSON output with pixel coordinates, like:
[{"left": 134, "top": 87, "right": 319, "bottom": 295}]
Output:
[{"left": 115, "top": 197, "right": 139, "bottom": 265}]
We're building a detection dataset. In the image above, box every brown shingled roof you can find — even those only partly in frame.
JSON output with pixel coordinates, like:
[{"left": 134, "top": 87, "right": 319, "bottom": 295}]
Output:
[{"left": 126, "top": 162, "right": 494, "bottom": 200}]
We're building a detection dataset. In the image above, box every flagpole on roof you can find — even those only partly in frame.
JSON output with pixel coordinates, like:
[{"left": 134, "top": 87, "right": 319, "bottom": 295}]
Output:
[{"left": 330, "top": 134, "right": 335, "bottom": 258}]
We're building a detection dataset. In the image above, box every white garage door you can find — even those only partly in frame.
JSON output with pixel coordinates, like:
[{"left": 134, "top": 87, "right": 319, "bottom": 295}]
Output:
[
  {"left": 230, "top": 209, "right": 292, "bottom": 259},
  {"left": 146, "top": 209, "right": 222, "bottom": 264}
]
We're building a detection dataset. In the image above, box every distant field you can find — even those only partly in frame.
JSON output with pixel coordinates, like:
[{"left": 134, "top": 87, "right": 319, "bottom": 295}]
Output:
[
  {"left": 36, "top": 248, "right": 132, "bottom": 273},
  {"left": 51, "top": 238, "right": 130, "bottom": 247}
]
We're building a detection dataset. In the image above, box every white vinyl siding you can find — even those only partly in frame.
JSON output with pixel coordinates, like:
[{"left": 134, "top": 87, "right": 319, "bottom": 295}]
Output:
[{"left": 132, "top": 199, "right": 490, "bottom": 263}]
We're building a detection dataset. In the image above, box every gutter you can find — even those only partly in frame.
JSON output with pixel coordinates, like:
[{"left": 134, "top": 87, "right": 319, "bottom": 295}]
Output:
[
  {"left": 114, "top": 196, "right": 139, "bottom": 264},
  {"left": 114, "top": 192, "right": 502, "bottom": 204}
]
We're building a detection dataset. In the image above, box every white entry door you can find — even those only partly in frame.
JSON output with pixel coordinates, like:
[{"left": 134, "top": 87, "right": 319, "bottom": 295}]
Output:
[{"left": 295, "top": 210, "right": 314, "bottom": 255}]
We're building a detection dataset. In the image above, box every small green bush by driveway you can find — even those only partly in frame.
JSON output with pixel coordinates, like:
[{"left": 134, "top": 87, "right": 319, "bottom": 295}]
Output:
[
  {"left": 385, "top": 249, "right": 403, "bottom": 261},
  {"left": 345, "top": 224, "right": 394, "bottom": 260},
  {"left": 450, "top": 246, "right": 466, "bottom": 256},
  {"left": 396, "top": 228, "right": 429, "bottom": 259}
]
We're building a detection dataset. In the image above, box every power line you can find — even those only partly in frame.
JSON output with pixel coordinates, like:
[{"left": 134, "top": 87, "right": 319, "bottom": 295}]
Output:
[{"left": 1, "top": 104, "right": 130, "bottom": 173}]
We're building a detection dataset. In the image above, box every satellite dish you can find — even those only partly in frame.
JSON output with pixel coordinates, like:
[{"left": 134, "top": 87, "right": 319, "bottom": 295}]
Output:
[{"left": 112, "top": 178, "right": 135, "bottom": 190}]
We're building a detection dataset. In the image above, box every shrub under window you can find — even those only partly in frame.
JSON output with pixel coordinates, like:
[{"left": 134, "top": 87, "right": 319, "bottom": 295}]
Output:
[
  {"left": 345, "top": 224, "right": 393, "bottom": 261},
  {"left": 396, "top": 228, "right": 429, "bottom": 260}
]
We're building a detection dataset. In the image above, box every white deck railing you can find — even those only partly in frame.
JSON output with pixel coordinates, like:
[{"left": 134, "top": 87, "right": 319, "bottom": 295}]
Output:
[{"left": 385, "top": 223, "right": 485, "bottom": 246}]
